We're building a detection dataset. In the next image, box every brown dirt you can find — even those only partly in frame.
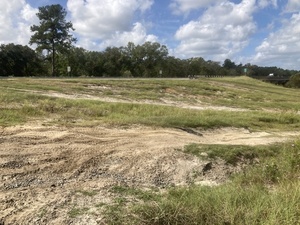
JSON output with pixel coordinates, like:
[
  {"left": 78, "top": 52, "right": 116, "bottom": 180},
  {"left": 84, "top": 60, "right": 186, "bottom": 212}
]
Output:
[
  {"left": 1, "top": 122, "right": 300, "bottom": 224},
  {"left": 1, "top": 89, "right": 300, "bottom": 224},
  {"left": 11, "top": 88, "right": 248, "bottom": 112}
]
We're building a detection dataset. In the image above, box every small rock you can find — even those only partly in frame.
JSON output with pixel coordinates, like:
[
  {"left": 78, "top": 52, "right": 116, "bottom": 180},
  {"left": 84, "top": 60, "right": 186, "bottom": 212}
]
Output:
[{"left": 200, "top": 152, "right": 208, "bottom": 157}]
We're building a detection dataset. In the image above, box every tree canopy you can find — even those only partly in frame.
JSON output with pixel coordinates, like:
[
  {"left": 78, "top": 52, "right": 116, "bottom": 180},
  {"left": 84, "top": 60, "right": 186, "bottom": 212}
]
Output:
[
  {"left": 29, "top": 4, "right": 76, "bottom": 76},
  {"left": 1, "top": 41, "right": 298, "bottom": 79},
  {"left": 0, "top": 43, "right": 44, "bottom": 77},
  {"left": 286, "top": 73, "right": 300, "bottom": 88}
]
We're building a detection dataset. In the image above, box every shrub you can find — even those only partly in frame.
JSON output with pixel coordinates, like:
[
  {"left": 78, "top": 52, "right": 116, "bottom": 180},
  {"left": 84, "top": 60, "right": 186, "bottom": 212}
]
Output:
[{"left": 286, "top": 73, "right": 300, "bottom": 88}]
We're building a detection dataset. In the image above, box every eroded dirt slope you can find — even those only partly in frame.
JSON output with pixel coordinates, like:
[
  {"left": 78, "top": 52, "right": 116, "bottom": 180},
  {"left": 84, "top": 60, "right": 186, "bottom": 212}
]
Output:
[{"left": 1, "top": 123, "right": 300, "bottom": 224}]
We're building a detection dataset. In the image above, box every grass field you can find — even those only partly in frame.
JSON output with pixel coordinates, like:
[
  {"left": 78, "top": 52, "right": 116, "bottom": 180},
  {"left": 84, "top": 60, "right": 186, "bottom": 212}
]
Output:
[
  {"left": 1, "top": 76, "right": 300, "bottom": 224},
  {"left": 1, "top": 77, "right": 300, "bottom": 130}
]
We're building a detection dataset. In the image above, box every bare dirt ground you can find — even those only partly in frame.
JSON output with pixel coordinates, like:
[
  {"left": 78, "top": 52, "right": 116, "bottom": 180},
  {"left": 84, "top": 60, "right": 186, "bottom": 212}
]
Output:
[
  {"left": 12, "top": 88, "right": 248, "bottom": 112},
  {"left": 1, "top": 123, "right": 300, "bottom": 224},
  {"left": 1, "top": 90, "right": 300, "bottom": 224}
]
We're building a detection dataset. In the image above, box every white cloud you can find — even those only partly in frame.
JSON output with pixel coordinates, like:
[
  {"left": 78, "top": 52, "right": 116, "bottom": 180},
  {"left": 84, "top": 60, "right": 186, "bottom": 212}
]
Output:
[
  {"left": 19, "top": 4, "right": 38, "bottom": 44},
  {"left": 0, "top": 0, "right": 24, "bottom": 44},
  {"left": 77, "top": 22, "right": 158, "bottom": 51},
  {"left": 170, "top": 0, "right": 221, "bottom": 15},
  {"left": 67, "top": 0, "right": 154, "bottom": 40},
  {"left": 284, "top": 0, "right": 300, "bottom": 13},
  {"left": 0, "top": 0, "right": 37, "bottom": 45},
  {"left": 174, "top": 0, "right": 256, "bottom": 61},
  {"left": 258, "top": 0, "right": 277, "bottom": 8},
  {"left": 21, "top": 4, "right": 38, "bottom": 22},
  {"left": 0, "top": 0, "right": 157, "bottom": 51},
  {"left": 251, "top": 13, "right": 300, "bottom": 69},
  {"left": 67, "top": 0, "right": 157, "bottom": 51}
]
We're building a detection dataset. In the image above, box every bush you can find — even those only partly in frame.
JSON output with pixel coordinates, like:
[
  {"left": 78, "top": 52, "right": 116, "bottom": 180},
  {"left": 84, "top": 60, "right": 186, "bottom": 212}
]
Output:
[{"left": 286, "top": 73, "right": 300, "bottom": 88}]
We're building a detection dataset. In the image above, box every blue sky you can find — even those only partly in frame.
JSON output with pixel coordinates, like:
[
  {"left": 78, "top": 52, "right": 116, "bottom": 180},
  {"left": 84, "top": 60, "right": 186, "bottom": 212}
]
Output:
[{"left": 1, "top": 0, "right": 300, "bottom": 70}]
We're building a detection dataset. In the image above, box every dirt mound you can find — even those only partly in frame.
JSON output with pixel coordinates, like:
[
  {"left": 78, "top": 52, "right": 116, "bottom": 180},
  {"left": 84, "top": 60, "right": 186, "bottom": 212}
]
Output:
[{"left": 1, "top": 124, "right": 299, "bottom": 224}]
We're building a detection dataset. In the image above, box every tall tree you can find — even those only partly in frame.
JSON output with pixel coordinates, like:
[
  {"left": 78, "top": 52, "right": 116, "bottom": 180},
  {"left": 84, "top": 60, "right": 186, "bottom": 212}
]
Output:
[
  {"left": 29, "top": 4, "right": 76, "bottom": 76},
  {"left": 0, "top": 43, "right": 44, "bottom": 77}
]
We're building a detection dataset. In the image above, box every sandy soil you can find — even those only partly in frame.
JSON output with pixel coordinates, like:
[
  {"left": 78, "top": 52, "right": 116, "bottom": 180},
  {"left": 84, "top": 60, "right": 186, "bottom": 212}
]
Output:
[
  {"left": 1, "top": 122, "right": 300, "bottom": 224},
  {"left": 1, "top": 88, "right": 300, "bottom": 224},
  {"left": 12, "top": 88, "right": 248, "bottom": 112}
]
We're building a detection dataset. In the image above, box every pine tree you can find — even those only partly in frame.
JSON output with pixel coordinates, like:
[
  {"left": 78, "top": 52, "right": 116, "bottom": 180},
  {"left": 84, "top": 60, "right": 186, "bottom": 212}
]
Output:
[{"left": 29, "top": 4, "right": 76, "bottom": 76}]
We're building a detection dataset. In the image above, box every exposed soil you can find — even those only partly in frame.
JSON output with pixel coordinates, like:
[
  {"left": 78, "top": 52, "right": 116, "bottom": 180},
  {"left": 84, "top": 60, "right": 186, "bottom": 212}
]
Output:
[
  {"left": 1, "top": 89, "right": 300, "bottom": 224},
  {"left": 1, "top": 123, "right": 300, "bottom": 224},
  {"left": 11, "top": 88, "right": 248, "bottom": 112}
]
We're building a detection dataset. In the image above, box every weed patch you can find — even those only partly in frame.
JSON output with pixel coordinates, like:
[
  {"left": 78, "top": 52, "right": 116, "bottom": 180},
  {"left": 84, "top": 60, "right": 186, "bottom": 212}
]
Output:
[
  {"left": 68, "top": 207, "right": 89, "bottom": 218},
  {"left": 183, "top": 143, "right": 280, "bottom": 165},
  {"left": 127, "top": 141, "right": 300, "bottom": 225}
]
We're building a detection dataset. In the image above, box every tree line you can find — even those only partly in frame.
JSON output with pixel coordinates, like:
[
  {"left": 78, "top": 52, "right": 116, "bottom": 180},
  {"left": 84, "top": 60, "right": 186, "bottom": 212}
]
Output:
[
  {"left": 1, "top": 42, "right": 298, "bottom": 78},
  {"left": 0, "top": 4, "right": 298, "bottom": 78}
]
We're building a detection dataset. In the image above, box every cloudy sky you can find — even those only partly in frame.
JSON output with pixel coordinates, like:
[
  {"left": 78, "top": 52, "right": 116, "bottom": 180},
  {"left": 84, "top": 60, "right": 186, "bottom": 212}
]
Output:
[{"left": 1, "top": 0, "right": 300, "bottom": 70}]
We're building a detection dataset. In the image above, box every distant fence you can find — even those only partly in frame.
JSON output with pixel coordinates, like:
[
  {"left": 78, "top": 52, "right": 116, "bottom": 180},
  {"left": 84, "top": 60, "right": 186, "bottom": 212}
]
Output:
[{"left": 188, "top": 75, "right": 225, "bottom": 79}]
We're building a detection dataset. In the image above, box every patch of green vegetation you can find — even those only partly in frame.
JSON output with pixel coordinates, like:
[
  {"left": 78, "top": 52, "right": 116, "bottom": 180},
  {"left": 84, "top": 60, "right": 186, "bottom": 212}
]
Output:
[
  {"left": 286, "top": 73, "right": 300, "bottom": 88},
  {"left": 100, "top": 186, "right": 161, "bottom": 224},
  {"left": 103, "top": 204, "right": 127, "bottom": 225},
  {"left": 95, "top": 202, "right": 106, "bottom": 208},
  {"left": 68, "top": 207, "right": 89, "bottom": 218},
  {"left": 1, "top": 82, "right": 300, "bottom": 130},
  {"left": 111, "top": 186, "right": 158, "bottom": 201},
  {"left": 236, "top": 141, "right": 300, "bottom": 186},
  {"left": 132, "top": 181, "right": 300, "bottom": 225},
  {"left": 0, "top": 109, "right": 26, "bottom": 126},
  {"left": 183, "top": 143, "right": 281, "bottom": 165},
  {"left": 107, "top": 141, "right": 300, "bottom": 225},
  {"left": 207, "top": 76, "right": 300, "bottom": 111},
  {"left": 38, "top": 208, "right": 47, "bottom": 219},
  {"left": 102, "top": 190, "right": 136, "bottom": 225},
  {"left": 3, "top": 76, "right": 300, "bottom": 112}
]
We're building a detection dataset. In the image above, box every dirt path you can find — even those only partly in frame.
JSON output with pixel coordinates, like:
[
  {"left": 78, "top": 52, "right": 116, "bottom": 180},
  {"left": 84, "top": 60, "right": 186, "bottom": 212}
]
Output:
[
  {"left": 1, "top": 123, "right": 300, "bottom": 224},
  {"left": 11, "top": 88, "right": 248, "bottom": 112}
]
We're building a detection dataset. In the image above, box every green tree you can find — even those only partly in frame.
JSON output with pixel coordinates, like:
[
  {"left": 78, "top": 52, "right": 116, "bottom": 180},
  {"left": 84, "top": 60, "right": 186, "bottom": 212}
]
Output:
[
  {"left": 187, "top": 57, "right": 206, "bottom": 76},
  {"left": 0, "top": 43, "right": 44, "bottom": 77},
  {"left": 141, "top": 42, "right": 168, "bottom": 77},
  {"left": 29, "top": 4, "right": 76, "bottom": 76},
  {"left": 85, "top": 51, "right": 105, "bottom": 77},
  {"left": 56, "top": 47, "right": 88, "bottom": 77},
  {"left": 102, "top": 47, "right": 126, "bottom": 77},
  {"left": 164, "top": 56, "right": 185, "bottom": 77},
  {"left": 223, "top": 59, "right": 236, "bottom": 70},
  {"left": 286, "top": 73, "right": 300, "bottom": 88},
  {"left": 122, "top": 42, "right": 168, "bottom": 77}
]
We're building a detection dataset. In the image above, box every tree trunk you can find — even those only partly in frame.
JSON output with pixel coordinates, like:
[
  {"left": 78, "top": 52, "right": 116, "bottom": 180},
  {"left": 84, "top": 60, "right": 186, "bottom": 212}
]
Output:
[{"left": 52, "top": 42, "right": 55, "bottom": 76}]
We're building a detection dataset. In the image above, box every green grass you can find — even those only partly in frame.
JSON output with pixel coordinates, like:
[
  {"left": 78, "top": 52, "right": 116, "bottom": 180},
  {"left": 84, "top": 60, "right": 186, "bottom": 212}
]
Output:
[
  {"left": 1, "top": 77, "right": 300, "bottom": 224},
  {"left": 132, "top": 181, "right": 300, "bottom": 225},
  {"left": 1, "top": 85, "right": 300, "bottom": 130},
  {"left": 2, "top": 76, "right": 300, "bottom": 112},
  {"left": 111, "top": 185, "right": 159, "bottom": 201},
  {"left": 68, "top": 207, "right": 90, "bottom": 218},
  {"left": 183, "top": 143, "right": 281, "bottom": 165},
  {"left": 109, "top": 141, "right": 300, "bottom": 225}
]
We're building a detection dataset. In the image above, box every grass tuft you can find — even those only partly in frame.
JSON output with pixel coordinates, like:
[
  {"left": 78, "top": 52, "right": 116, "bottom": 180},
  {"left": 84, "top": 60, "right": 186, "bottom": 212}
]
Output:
[{"left": 130, "top": 141, "right": 300, "bottom": 225}]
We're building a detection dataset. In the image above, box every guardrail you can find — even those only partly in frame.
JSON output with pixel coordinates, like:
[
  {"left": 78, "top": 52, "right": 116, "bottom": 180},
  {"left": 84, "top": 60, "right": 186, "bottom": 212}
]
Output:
[
  {"left": 188, "top": 75, "right": 225, "bottom": 79},
  {"left": 253, "top": 76, "right": 290, "bottom": 85}
]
